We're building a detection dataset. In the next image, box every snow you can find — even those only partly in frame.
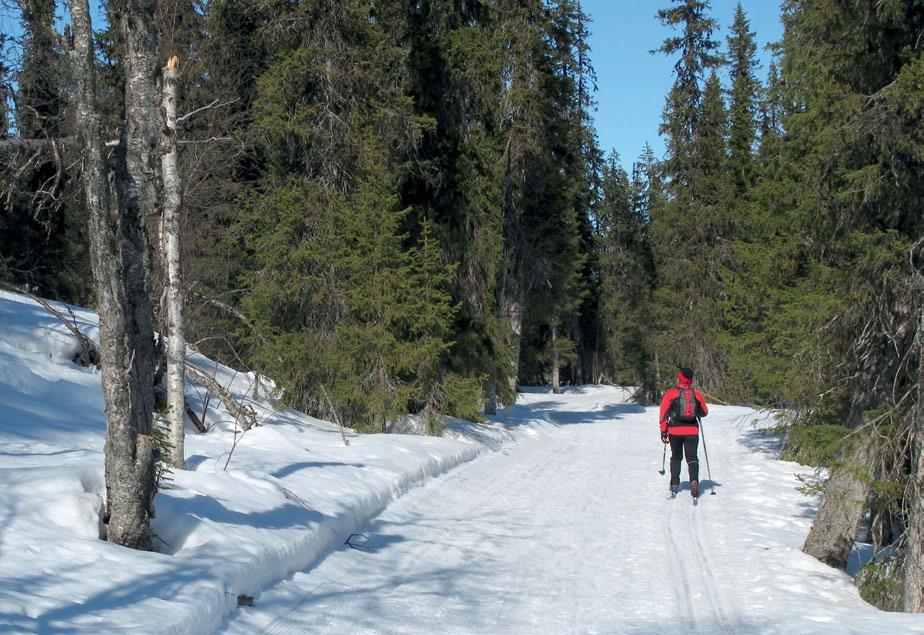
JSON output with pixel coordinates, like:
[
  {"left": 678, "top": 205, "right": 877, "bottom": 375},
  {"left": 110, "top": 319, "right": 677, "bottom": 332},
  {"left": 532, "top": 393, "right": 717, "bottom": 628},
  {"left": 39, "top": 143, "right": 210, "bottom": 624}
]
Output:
[{"left": 1, "top": 289, "right": 923, "bottom": 633}]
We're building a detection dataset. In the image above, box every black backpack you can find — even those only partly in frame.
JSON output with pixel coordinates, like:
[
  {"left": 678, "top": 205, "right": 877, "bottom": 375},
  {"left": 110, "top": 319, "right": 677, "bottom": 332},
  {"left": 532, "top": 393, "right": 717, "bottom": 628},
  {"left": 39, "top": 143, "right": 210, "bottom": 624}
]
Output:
[{"left": 670, "top": 386, "right": 700, "bottom": 424}]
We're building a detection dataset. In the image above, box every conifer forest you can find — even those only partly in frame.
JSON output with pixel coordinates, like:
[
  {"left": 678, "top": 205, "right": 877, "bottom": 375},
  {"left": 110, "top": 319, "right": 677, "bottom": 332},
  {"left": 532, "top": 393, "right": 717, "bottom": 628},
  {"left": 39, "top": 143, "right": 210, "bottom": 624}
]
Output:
[{"left": 1, "top": 0, "right": 923, "bottom": 617}]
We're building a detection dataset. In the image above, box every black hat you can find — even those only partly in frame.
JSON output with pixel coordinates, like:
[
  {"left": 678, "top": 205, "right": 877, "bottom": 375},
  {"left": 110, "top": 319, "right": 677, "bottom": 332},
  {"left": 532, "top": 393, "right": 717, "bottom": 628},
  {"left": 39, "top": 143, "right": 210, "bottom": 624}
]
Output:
[{"left": 679, "top": 367, "right": 694, "bottom": 380}]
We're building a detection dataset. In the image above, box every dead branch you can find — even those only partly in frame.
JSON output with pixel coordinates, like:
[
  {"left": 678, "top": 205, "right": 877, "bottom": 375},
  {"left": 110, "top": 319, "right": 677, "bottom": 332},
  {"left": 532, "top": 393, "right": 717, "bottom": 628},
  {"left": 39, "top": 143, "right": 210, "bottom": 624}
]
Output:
[
  {"left": 184, "top": 403, "right": 209, "bottom": 433},
  {"left": 185, "top": 362, "right": 258, "bottom": 432},
  {"left": 0, "top": 282, "right": 100, "bottom": 367},
  {"left": 0, "top": 137, "right": 78, "bottom": 151},
  {"left": 176, "top": 97, "right": 240, "bottom": 126},
  {"left": 320, "top": 384, "right": 350, "bottom": 446},
  {"left": 177, "top": 137, "right": 235, "bottom": 145}
]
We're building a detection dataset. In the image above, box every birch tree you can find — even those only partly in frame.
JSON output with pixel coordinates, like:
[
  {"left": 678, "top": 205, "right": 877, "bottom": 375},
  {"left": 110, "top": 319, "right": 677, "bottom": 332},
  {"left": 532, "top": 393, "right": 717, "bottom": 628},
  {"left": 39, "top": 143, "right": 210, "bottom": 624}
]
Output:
[
  {"left": 67, "top": 0, "right": 158, "bottom": 549},
  {"left": 160, "top": 55, "right": 186, "bottom": 469}
]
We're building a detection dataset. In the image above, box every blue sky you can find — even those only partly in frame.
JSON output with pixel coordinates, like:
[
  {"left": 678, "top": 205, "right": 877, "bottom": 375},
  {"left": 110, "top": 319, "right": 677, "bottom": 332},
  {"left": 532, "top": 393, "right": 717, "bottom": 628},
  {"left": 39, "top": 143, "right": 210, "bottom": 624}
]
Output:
[{"left": 584, "top": 0, "right": 784, "bottom": 167}]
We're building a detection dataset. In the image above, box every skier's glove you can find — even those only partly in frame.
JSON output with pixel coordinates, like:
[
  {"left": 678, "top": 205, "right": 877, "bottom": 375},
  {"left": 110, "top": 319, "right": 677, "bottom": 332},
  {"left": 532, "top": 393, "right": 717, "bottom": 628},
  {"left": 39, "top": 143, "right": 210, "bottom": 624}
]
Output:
[{"left": 660, "top": 431, "right": 669, "bottom": 444}]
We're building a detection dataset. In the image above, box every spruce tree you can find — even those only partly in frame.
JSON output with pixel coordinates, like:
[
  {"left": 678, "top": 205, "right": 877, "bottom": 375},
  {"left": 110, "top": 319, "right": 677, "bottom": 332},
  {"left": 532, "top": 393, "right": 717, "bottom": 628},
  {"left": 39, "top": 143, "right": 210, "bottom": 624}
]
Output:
[
  {"left": 757, "top": 59, "right": 783, "bottom": 155},
  {"left": 725, "top": 2, "right": 759, "bottom": 194},
  {"left": 402, "top": 0, "right": 507, "bottom": 410},
  {"left": 596, "top": 151, "right": 657, "bottom": 400},
  {"left": 650, "top": 0, "right": 728, "bottom": 390},
  {"left": 502, "top": 0, "right": 595, "bottom": 392},
  {"left": 655, "top": 0, "right": 722, "bottom": 190}
]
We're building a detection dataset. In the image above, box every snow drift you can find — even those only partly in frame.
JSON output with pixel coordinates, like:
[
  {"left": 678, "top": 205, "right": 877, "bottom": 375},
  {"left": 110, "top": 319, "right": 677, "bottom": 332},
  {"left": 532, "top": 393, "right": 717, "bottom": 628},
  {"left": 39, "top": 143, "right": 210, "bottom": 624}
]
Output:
[{"left": 0, "top": 290, "right": 521, "bottom": 633}]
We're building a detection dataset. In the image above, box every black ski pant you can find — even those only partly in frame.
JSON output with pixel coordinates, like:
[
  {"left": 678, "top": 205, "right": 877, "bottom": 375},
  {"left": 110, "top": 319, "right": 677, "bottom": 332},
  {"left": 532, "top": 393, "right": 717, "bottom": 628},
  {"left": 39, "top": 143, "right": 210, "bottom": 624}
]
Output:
[{"left": 669, "top": 434, "right": 699, "bottom": 486}]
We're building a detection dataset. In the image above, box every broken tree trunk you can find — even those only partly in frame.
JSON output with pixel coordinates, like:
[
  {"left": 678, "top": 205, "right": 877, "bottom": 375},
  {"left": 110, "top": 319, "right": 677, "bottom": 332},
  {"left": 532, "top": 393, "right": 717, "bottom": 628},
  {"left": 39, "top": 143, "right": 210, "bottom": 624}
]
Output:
[
  {"left": 484, "top": 382, "right": 497, "bottom": 416},
  {"left": 160, "top": 55, "right": 186, "bottom": 470},
  {"left": 803, "top": 433, "right": 876, "bottom": 569},
  {"left": 68, "top": 0, "right": 158, "bottom": 550}
]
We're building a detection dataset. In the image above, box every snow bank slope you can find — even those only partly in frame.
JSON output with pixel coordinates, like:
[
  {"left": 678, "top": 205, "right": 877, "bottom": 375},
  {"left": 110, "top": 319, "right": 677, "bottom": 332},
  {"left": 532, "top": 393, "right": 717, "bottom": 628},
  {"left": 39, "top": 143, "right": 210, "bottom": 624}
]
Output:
[{"left": 0, "top": 290, "right": 525, "bottom": 634}]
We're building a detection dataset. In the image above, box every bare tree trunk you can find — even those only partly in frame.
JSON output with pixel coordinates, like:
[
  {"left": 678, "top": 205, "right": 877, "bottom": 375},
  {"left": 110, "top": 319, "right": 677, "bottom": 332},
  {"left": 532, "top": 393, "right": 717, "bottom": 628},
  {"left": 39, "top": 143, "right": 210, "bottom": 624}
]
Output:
[
  {"left": 903, "top": 268, "right": 924, "bottom": 611},
  {"left": 495, "top": 249, "right": 523, "bottom": 398},
  {"left": 654, "top": 348, "right": 661, "bottom": 388},
  {"left": 160, "top": 56, "right": 186, "bottom": 469},
  {"left": 571, "top": 318, "right": 583, "bottom": 386},
  {"left": 803, "top": 434, "right": 876, "bottom": 569},
  {"left": 484, "top": 382, "right": 497, "bottom": 416},
  {"left": 505, "top": 293, "right": 523, "bottom": 394},
  {"left": 498, "top": 262, "right": 523, "bottom": 395},
  {"left": 551, "top": 325, "right": 561, "bottom": 394},
  {"left": 68, "top": 0, "right": 157, "bottom": 550}
]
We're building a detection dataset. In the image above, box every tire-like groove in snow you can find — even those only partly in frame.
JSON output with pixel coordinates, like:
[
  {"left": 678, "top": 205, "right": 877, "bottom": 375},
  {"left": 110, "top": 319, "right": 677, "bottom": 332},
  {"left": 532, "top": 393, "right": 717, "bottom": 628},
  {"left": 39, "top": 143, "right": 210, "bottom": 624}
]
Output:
[
  {"left": 665, "top": 497, "right": 702, "bottom": 632},
  {"left": 666, "top": 494, "right": 736, "bottom": 634},
  {"left": 690, "top": 503, "right": 738, "bottom": 633},
  {"left": 260, "top": 423, "right": 583, "bottom": 635}
]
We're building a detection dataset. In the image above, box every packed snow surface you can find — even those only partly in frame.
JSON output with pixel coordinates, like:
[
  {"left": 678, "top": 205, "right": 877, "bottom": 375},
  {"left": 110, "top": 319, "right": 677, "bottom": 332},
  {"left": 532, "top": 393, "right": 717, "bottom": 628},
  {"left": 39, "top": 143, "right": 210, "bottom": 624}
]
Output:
[{"left": 1, "top": 289, "right": 923, "bottom": 634}]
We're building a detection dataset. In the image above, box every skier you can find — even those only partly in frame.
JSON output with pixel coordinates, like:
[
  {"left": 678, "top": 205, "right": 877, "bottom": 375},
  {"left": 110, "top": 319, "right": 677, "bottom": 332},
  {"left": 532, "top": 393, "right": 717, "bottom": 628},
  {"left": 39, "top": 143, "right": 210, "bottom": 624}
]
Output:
[{"left": 659, "top": 367, "right": 708, "bottom": 498}]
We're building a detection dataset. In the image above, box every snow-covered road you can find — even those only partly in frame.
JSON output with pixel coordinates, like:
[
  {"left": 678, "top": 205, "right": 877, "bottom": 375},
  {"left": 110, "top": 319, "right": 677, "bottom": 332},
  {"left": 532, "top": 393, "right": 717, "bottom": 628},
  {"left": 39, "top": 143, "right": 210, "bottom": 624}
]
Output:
[
  {"left": 5, "top": 290, "right": 922, "bottom": 634},
  {"left": 222, "top": 389, "right": 924, "bottom": 634}
]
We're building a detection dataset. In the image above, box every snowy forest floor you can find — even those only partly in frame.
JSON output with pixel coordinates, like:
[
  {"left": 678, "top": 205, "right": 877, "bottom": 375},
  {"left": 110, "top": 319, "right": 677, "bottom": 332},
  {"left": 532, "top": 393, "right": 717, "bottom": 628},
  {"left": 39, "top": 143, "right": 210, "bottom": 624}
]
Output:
[{"left": 1, "top": 290, "right": 923, "bottom": 634}]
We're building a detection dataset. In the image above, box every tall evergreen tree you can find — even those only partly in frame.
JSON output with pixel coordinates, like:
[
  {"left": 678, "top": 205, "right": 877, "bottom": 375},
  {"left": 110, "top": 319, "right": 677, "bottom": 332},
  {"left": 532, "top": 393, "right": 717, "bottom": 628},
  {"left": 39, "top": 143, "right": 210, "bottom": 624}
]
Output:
[
  {"left": 500, "top": 0, "right": 595, "bottom": 393},
  {"left": 757, "top": 59, "right": 784, "bottom": 154},
  {"left": 596, "top": 151, "right": 657, "bottom": 401},
  {"left": 402, "top": 0, "right": 507, "bottom": 410},
  {"left": 654, "top": 0, "right": 722, "bottom": 191},
  {"left": 650, "top": 0, "right": 728, "bottom": 390},
  {"left": 776, "top": 2, "right": 924, "bottom": 593},
  {"left": 725, "top": 2, "right": 759, "bottom": 194}
]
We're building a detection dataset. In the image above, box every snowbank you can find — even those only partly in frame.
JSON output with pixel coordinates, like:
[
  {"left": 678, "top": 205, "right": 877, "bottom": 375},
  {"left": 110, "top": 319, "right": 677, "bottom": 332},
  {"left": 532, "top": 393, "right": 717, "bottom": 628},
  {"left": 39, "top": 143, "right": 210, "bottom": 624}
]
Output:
[{"left": 0, "top": 290, "right": 531, "bottom": 633}]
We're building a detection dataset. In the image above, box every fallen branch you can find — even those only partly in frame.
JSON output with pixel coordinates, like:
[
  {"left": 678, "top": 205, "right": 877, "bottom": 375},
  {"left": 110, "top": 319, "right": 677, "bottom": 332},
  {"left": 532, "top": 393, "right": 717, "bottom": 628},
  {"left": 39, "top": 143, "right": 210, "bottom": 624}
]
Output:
[
  {"left": 0, "top": 282, "right": 100, "bottom": 367},
  {"left": 184, "top": 403, "right": 209, "bottom": 433},
  {"left": 185, "top": 363, "right": 258, "bottom": 432},
  {"left": 345, "top": 533, "right": 369, "bottom": 550}
]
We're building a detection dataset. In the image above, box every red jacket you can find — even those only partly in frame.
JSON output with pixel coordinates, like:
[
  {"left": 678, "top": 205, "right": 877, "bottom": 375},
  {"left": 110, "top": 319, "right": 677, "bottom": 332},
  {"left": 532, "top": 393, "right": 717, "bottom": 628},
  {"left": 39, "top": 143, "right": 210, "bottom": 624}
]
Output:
[{"left": 659, "top": 379, "right": 708, "bottom": 436}]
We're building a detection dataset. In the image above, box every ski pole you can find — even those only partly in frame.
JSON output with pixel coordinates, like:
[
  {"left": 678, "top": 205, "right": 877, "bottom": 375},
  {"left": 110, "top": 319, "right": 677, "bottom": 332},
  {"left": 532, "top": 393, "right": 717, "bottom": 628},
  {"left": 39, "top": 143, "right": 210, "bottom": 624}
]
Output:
[
  {"left": 658, "top": 443, "right": 666, "bottom": 475},
  {"left": 698, "top": 416, "right": 716, "bottom": 495}
]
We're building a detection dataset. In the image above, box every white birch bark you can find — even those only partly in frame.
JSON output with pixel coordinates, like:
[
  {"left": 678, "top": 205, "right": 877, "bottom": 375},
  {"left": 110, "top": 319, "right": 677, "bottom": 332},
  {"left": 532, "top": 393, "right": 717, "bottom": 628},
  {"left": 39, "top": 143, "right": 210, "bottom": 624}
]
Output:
[{"left": 161, "top": 56, "right": 186, "bottom": 469}]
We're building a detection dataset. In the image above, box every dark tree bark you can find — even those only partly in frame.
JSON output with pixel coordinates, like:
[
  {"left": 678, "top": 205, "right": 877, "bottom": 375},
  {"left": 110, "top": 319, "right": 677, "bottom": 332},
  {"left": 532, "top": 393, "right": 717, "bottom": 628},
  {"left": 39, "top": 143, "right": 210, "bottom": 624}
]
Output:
[
  {"left": 496, "top": 250, "right": 524, "bottom": 396},
  {"left": 114, "top": 0, "right": 161, "bottom": 280},
  {"left": 904, "top": 257, "right": 924, "bottom": 611},
  {"left": 551, "top": 325, "right": 562, "bottom": 394},
  {"left": 67, "top": 0, "right": 158, "bottom": 550},
  {"left": 803, "top": 435, "right": 876, "bottom": 569}
]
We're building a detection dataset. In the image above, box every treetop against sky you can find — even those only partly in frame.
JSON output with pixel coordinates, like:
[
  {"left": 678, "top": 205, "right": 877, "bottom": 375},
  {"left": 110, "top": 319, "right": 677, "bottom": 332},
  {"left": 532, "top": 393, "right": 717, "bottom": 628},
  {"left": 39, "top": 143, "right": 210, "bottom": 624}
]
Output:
[{"left": 585, "top": 0, "right": 783, "bottom": 165}]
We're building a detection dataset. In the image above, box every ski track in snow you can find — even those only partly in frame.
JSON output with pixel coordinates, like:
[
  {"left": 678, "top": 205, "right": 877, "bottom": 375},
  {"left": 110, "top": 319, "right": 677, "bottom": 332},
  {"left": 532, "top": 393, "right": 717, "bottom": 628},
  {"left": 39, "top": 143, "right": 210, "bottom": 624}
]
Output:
[
  {"left": 665, "top": 495, "right": 736, "bottom": 634},
  {"left": 220, "top": 391, "right": 924, "bottom": 635}
]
